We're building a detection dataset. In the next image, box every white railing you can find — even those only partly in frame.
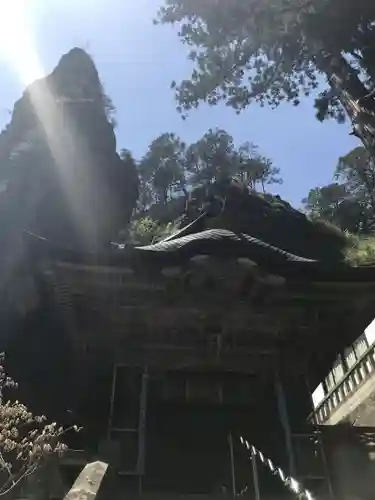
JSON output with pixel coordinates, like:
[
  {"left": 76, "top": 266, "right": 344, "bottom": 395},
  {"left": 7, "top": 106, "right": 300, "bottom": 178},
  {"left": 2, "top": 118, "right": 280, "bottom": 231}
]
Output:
[{"left": 312, "top": 342, "right": 375, "bottom": 425}]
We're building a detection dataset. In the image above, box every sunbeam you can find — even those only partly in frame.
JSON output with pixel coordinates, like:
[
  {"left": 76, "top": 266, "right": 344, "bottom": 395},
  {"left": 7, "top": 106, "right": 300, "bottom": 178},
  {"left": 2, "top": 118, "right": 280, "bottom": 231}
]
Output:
[
  {"left": 0, "top": 1, "right": 116, "bottom": 249},
  {"left": 0, "top": 0, "right": 44, "bottom": 84}
]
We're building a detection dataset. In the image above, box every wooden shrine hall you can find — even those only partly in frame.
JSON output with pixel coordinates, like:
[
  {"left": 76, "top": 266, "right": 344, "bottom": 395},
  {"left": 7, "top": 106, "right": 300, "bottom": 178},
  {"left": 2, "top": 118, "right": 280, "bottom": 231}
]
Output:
[{"left": 7, "top": 227, "right": 375, "bottom": 499}]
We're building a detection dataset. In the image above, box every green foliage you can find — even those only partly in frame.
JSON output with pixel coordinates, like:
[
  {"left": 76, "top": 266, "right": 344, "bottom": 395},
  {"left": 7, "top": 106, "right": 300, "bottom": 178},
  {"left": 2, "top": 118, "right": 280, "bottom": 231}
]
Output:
[
  {"left": 119, "top": 148, "right": 140, "bottom": 206},
  {"left": 126, "top": 217, "right": 179, "bottom": 246},
  {"left": 344, "top": 234, "right": 375, "bottom": 266},
  {"left": 156, "top": 0, "right": 319, "bottom": 114},
  {"left": 156, "top": 0, "right": 375, "bottom": 138},
  {"left": 0, "top": 353, "right": 72, "bottom": 497},
  {"left": 139, "top": 133, "right": 187, "bottom": 205},
  {"left": 185, "top": 129, "right": 281, "bottom": 191},
  {"left": 314, "top": 89, "right": 346, "bottom": 123},
  {"left": 134, "top": 128, "right": 279, "bottom": 213},
  {"left": 100, "top": 82, "right": 117, "bottom": 128},
  {"left": 185, "top": 129, "right": 236, "bottom": 185},
  {"left": 336, "top": 147, "right": 375, "bottom": 207},
  {"left": 303, "top": 146, "right": 375, "bottom": 233},
  {"left": 302, "top": 183, "right": 363, "bottom": 232},
  {"left": 235, "top": 142, "right": 282, "bottom": 192}
]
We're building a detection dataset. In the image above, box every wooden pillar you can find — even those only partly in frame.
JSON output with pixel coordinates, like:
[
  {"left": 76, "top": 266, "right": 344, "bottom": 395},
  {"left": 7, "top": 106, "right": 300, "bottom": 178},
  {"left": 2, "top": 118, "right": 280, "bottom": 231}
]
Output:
[
  {"left": 137, "top": 367, "right": 149, "bottom": 495},
  {"left": 72, "top": 337, "right": 90, "bottom": 418},
  {"left": 228, "top": 432, "right": 236, "bottom": 497},
  {"left": 274, "top": 371, "right": 296, "bottom": 478}
]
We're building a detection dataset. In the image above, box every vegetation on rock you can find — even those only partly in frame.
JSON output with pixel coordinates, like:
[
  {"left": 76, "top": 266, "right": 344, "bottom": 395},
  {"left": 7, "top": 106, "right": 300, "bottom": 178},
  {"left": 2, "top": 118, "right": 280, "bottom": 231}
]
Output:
[
  {"left": 0, "top": 47, "right": 351, "bottom": 263},
  {"left": 0, "top": 44, "right": 372, "bottom": 273},
  {"left": 124, "top": 217, "right": 179, "bottom": 246},
  {"left": 128, "top": 181, "right": 347, "bottom": 261},
  {"left": 344, "top": 234, "right": 375, "bottom": 266},
  {"left": 120, "top": 126, "right": 345, "bottom": 261},
  {"left": 136, "top": 128, "right": 279, "bottom": 212}
]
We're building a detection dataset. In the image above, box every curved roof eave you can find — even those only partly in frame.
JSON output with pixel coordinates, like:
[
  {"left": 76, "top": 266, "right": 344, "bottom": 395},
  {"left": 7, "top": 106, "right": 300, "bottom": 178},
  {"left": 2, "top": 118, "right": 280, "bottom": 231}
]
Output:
[{"left": 22, "top": 230, "right": 375, "bottom": 284}]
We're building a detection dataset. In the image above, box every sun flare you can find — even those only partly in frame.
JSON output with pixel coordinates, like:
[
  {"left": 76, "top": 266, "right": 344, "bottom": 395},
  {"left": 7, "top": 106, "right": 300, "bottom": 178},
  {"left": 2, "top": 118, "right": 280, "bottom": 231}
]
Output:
[{"left": 0, "top": 0, "right": 44, "bottom": 85}]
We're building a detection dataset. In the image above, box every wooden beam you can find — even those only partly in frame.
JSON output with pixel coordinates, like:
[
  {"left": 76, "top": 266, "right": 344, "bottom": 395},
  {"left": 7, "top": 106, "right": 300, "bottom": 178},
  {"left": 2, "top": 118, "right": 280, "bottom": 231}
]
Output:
[{"left": 55, "top": 261, "right": 134, "bottom": 276}]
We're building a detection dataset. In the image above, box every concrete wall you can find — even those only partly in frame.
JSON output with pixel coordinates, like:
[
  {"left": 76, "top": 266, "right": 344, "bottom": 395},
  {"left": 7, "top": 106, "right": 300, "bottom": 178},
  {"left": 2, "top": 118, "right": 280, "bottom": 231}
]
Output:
[
  {"left": 324, "top": 427, "right": 375, "bottom": 500},
  {"left": 325, "top": 374, "right": 375, "bottom": 426}
]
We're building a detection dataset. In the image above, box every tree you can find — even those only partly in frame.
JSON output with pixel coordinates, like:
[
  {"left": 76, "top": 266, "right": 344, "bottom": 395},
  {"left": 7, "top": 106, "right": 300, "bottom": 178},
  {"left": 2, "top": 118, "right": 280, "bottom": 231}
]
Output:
[
  {"left": 135, "top": 177, "right": 154, "bottom": 214},
  {"left": 336, "top": 146, "right": 375, "bottom": 217},
  {"left": 156, "top": 0, "right": 375, "bottom": 157},
  {"left": 129, "top": 129, "right": 279, "bottom": 215},
  {"left": 303, "top": 146, "right": 375, "bottom": 232},
  {"left": 119, "top": 149, "right": 142, "bottom": 211},
  {"left": 303, "top": 184, "right": 347, "bottom": 220},
  {"left": 100, "top": 82, "right": 117, "bottom": 128},
  {"left": 302, "top": 183, "right": 365, "bottom": 232},
  {"left": 236, "top": 142, "right": 282, "bottom": 192},
  {"left": 125, "top": 217, "right": 179, "bottom": 246},
  {"left": 185, "top": 128, "right": 237, "bottom": 187},
  {"left": 185, "top": 129, "right": 279, "bottom": 192},
  {"left": 0, "top": 353, "right": 72, "bottom": 498},
  {"left": 139, "top": 133, "right": 187, "bottom": 204}
]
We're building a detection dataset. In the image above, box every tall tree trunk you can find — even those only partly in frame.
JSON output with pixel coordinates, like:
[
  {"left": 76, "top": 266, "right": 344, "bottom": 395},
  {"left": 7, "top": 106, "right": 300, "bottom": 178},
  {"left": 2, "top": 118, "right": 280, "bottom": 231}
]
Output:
[{"left": 317, "top": 54, "right": 375, "bottom": 158}]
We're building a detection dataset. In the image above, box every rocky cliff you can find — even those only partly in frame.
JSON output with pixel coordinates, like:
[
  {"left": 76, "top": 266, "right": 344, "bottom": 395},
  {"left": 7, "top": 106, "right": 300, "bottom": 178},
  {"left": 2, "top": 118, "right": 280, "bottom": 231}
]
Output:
[
  {"left": 0, "top": 48, "right": 138, "bottom": 251},
  {"left": 0, "top": 49, "right": 140, "bottom": 414}
]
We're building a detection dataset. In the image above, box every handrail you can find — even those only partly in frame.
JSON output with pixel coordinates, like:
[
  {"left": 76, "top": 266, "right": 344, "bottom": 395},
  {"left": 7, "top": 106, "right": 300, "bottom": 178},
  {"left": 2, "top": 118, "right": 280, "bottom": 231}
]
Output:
[
  {"left": 311, "top": 343, "right": 375, "bottom": 425},
  {"left": 239, "top": 437, "right": 315, "bottom": 500}
]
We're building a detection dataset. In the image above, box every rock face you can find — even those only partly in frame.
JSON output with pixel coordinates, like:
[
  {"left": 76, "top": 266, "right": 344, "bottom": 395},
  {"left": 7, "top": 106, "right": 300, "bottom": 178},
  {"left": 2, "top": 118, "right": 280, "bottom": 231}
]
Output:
[
  {"left": 0, "top": 48, "right": 138, "bottom": 251},
  {"left": 0, "top": 48, "right": 140, "bottom": 417}
]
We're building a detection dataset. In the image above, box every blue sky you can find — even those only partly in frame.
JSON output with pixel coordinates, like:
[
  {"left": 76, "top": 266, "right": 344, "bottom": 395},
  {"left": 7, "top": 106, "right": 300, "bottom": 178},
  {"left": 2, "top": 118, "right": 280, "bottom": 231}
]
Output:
[{"left": 0, "top": 0, "right": 361, "bottom": 207}]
